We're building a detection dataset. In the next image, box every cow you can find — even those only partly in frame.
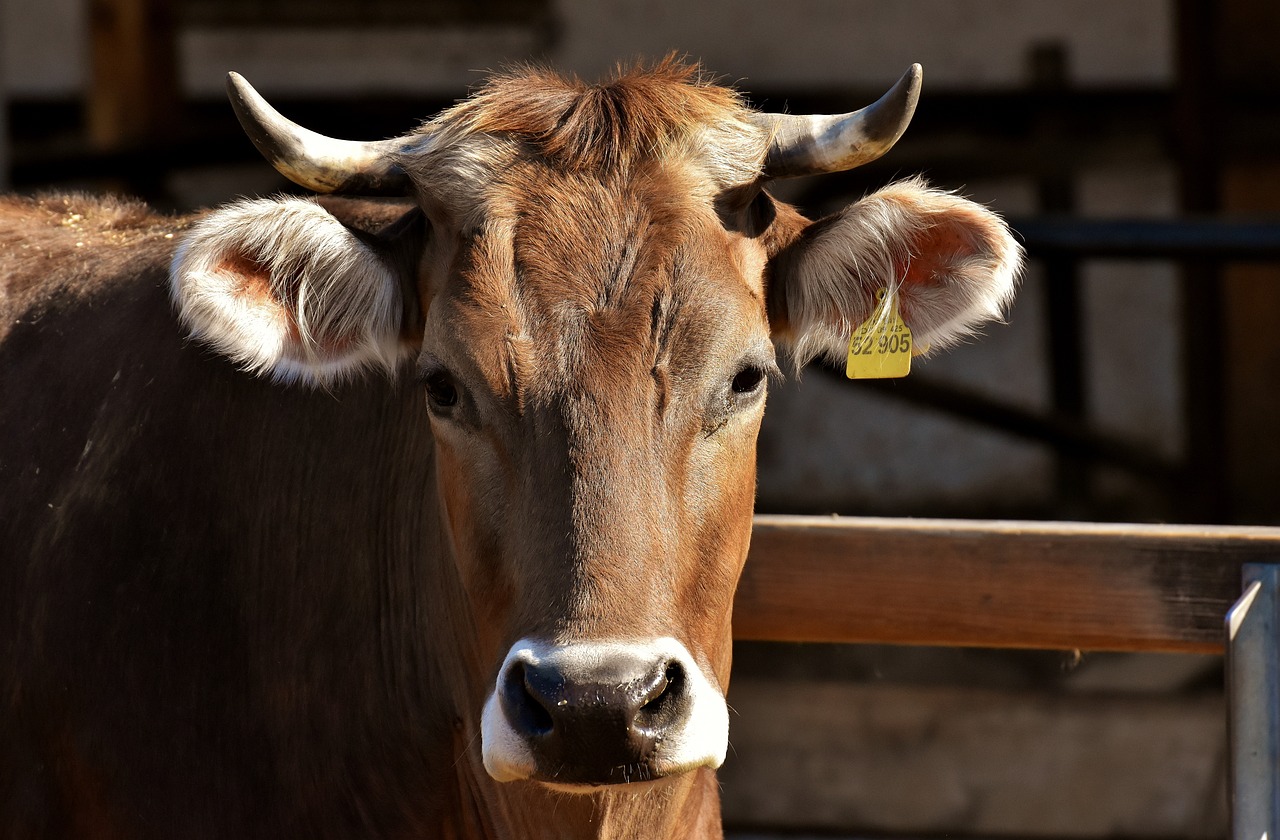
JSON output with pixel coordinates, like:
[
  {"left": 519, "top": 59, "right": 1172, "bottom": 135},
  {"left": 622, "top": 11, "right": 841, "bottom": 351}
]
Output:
[{"left": 0, "top": 58, "right": 1021, "bottom": 839}]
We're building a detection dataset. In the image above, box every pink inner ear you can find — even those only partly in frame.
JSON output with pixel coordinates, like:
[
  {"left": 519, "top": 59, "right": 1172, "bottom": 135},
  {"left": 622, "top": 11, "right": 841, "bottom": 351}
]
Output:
[
  {"left": 217, "top": 252, "right": 275, "bottom": 305},
  {"left": 899, "top": 221, "right": 976, "bottom": 289},
  {"left": 215, "top": 251, "right": 303, "bottom": 343},
  {"left": 892, "top": 218, "right": 983, "bottom": 326}
]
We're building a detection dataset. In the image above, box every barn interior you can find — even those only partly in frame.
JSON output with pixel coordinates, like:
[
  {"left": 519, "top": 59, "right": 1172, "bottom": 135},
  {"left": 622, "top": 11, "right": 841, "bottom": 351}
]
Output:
[{"left": 4, "top": 0, "right": 1278, "bottom": 837}]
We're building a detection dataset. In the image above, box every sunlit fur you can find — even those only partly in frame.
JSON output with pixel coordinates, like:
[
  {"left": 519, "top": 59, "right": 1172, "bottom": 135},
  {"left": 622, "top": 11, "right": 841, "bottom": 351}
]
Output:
[
  {"left": 171, "top": 197, "right": 409, "bottom": 386},
  {"left": 770, "top": 177, "right": 1023, "bottom": 370},
  {"left": 397, "top": 57, "right": 768, "bottom": 229}
]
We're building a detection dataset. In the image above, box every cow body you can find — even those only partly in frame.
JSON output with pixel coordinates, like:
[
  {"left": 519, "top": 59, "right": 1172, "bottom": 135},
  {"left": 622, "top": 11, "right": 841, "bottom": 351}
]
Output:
[
  {"left": 2, "top": 60, "right": 1020, "bottom": 839},
  {"left": 2, "top": 196, "right": 453, "bottom": 837}
]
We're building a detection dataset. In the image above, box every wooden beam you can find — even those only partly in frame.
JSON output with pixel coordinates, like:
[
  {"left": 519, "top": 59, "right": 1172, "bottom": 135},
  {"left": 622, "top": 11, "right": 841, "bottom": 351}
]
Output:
[
  {"left": 735, "top": 516, "right": 1280, "bottom": 653},
  {"left": 87, "top": 0, "right": 178, "bottom": 149},
  {"left": 0, "top": 0, "right": 7, "bottom": 190}
]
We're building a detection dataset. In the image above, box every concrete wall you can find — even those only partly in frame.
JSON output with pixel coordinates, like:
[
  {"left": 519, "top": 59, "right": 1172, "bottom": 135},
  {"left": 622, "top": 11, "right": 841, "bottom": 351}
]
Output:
[
  {"left": 721, "top": 679, "right": 1226, "bottom": 838},
  {"left": 5, "top": 0, "right": 1173, "bottom": 98},
  {"left": 2, "top": 0, "right": 85, "bottom": 97}
]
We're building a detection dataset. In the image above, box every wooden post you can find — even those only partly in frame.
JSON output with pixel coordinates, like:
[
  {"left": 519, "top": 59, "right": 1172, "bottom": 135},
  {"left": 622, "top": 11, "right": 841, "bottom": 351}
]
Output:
[
  {"left": 86, "top": 0, "right": 179, "bottom": 149},
  {"left": 1218, "top": 0, "right": 1280, "bottom": 524},
  {"left": 1029, "top": 42, "right": 1091, "bottom": 517},
  {"left": 0, "top": 0, "right": 9, "bottom": 190},
  {"left": 1174, "top": 0, "right": 1230, "bottom": 523}
]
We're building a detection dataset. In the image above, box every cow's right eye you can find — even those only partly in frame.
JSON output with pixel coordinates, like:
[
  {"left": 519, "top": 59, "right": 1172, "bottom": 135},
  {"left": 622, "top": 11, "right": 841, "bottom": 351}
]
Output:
[{"left": 423, "top": 371, "right": 459, "bottom": 410}]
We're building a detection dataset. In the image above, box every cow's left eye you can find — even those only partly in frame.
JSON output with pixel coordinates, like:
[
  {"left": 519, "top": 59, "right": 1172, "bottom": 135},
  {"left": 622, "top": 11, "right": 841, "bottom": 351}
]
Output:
[
  {"left": 423, "top": 371, "right": 459, "bottom": 410},
  {"left": 730, "top": 365, "right": 767, "bottom": 395}
]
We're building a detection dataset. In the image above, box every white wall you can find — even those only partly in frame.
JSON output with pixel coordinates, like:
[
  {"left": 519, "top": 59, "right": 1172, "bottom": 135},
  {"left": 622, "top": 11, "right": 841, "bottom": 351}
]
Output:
[
  {"left": 554, "top": 0, "right": 1174, "bottom": 91},
  {"left": 2, "top": 0, "right": 85, "bottom": 97}
]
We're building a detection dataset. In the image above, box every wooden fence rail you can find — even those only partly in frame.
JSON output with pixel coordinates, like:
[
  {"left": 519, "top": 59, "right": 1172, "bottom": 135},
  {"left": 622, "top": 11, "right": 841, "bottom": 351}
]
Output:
[{"left": 735, "top": 515, "right": 1280, "bottom": 654}]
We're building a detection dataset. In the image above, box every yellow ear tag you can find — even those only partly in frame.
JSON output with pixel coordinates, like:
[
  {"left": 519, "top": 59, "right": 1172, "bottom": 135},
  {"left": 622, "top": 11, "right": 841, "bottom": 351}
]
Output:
[{"left": 845, "top": 288, "right": 912, "bottom": 379}]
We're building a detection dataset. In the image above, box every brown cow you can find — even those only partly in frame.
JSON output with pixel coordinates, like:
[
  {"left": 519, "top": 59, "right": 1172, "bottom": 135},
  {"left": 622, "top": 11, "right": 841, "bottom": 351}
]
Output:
[{"left": 0, "top": 59, "right": 1020, "bottom": 839}]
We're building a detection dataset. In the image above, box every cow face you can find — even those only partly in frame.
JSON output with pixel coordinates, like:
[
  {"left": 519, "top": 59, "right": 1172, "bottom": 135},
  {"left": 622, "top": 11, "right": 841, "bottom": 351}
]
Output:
[
  {"left": 170, "top": 59, "right": 1021, "bottom": 791},
  {"left": 413, "top": 163, "right": 775, "bottom": 785}
]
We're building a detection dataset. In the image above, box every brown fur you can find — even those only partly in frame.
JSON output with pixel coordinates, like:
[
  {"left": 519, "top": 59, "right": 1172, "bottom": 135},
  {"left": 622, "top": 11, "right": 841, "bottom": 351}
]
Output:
[{"left": 438, "top": 57, "right": 752, "bottom": 174}]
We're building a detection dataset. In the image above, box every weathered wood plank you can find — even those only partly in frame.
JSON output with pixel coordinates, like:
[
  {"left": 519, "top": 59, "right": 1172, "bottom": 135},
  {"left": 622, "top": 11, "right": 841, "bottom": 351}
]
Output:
[{"left": 735, "top": 516, "right": 1280, "bottom": 653}]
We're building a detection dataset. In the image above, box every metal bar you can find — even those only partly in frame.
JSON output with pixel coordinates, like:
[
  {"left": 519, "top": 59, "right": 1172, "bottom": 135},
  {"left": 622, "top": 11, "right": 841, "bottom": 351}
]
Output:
[
  {"left": 1227, "top": 564, "right": 1280, "bottom": 840},
  {"left": 1013, "top": 218, "right": 1280, "bottom": 261}
]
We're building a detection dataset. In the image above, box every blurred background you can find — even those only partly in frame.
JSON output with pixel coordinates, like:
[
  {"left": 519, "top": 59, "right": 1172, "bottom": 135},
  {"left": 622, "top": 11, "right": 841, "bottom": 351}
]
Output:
[{"left": 3, "top": 0, "right": 1277, "bottom": 837}]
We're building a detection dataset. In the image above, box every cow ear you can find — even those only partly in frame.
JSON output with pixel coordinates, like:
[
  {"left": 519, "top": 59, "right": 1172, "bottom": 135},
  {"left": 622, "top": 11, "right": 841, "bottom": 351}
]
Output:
[
  {"left": 767, "top": 178, "right": 1022, "bottom": 368},
  {"left": 170, "top": 197, "right": 423, "bottom": 386}
]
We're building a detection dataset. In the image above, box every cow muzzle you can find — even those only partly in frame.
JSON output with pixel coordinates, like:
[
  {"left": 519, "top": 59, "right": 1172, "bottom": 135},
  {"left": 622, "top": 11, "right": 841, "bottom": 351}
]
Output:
[{"left": 481, "top": 638, "right": 729, "bottom": 788}]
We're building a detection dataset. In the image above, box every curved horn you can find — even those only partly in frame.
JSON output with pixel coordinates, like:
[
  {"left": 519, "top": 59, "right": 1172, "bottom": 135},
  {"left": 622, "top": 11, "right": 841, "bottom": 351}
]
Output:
[
  {"left": 753, "top": 64, "right": 922, "bottom": 179},
  {"left": 226, "top": 72, "right": 412, "bottom": 195}
]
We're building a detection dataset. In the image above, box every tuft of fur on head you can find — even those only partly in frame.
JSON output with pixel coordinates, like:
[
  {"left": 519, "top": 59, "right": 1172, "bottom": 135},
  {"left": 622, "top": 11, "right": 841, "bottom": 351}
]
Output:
[
  {"left": 395, "top": 55, "right": 767, "bottom": 205},
  {"left": 170, "top": 197, "right": 410, "bottom": 387},
  {"left": 775, "top": 177, "right": 1023, "bottom": 371}
]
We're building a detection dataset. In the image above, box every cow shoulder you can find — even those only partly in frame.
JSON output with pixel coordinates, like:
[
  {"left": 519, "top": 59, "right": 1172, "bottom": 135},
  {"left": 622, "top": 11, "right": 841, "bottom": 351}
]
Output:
[{"left": 0, "top": 194, "right": 179, "bottom": 333}]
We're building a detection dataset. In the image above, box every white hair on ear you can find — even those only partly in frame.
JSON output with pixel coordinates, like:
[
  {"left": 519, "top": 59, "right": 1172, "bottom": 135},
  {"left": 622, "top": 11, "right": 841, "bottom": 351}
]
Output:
[
  {"left": 779, "top": 177, "right": 1023, "bottom": 370},
  {"left": 170, "top": 197, "right": 409, "bottom": 386}
]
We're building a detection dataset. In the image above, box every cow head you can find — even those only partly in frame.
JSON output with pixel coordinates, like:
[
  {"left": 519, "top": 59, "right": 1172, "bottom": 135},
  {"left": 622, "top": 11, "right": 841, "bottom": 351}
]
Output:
[{"left": 170, "top": 59, "right": 1020, "bottom": 793}]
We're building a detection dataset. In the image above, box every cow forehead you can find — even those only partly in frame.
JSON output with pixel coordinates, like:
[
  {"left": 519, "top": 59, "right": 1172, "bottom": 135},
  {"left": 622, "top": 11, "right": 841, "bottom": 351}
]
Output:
[
  {"left": 505, "top": 166, "right": 763, "bottom": 317},
  {"left": 426, "top": 165, "right": 770, "bottom": 401}
]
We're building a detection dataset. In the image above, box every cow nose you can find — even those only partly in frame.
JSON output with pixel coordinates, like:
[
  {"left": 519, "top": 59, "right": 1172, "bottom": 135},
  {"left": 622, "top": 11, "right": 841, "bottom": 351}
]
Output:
[{"left": 498, "top": 653, "right": 691, "bottom": 784}]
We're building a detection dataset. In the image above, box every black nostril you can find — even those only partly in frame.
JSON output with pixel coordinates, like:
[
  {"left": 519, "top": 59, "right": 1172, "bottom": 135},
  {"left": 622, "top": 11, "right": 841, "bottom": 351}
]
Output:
[
  {"left": 638, "top": 661, "right": 673, "bottom": 710},
  {"left": 501, "top": 662, "right": 555, "bottom": 736},
  {"left": 636, "top": 660, "right": 685, "bottom": 722}
]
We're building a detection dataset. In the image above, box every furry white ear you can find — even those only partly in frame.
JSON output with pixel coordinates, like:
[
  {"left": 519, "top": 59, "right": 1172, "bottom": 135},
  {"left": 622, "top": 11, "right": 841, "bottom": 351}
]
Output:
[
  {"left": 170, "top": 197, "right": 414, "bottom": 386},
  {"left": 769, "top": 178, "right": 1023, "bottom": 368}
]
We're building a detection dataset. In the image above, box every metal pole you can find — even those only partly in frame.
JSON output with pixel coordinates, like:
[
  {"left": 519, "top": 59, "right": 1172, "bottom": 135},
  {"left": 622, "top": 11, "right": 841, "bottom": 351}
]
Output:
[{"left": 1227, "top": 563, "right": 1280, "bottom": 840}]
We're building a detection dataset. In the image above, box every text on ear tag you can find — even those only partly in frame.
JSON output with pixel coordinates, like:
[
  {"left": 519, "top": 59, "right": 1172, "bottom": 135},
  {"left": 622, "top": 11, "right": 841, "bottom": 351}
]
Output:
[{"left": 846, "top": 288, "right": 912, "bottom": 379}]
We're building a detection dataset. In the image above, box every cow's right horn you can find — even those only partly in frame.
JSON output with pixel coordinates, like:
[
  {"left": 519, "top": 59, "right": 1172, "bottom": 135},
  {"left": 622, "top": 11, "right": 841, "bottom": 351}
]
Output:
[
  {"left": 753, "top": 64, "right": 922, "bottom": 180},
  {"left": 227, "top": 73, "right": 413, "bottom": 196}
]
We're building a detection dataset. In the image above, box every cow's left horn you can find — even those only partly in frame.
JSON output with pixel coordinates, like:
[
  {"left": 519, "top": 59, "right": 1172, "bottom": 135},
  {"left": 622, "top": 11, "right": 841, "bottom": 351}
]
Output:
[
  {"left": 227, "top": 72, "right": 412, "bottom": 195},
  {"left": 753, "top": 64, "right": 922, "bottom": 179}
]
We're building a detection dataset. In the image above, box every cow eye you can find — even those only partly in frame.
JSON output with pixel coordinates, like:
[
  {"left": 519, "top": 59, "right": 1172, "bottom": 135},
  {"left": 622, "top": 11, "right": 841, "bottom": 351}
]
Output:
[
  {"left": 422, "top": 370, "right": 459, "bottom": 410},
  {"left": 730, "top": 365, "right": 767, "bottom": 395}
]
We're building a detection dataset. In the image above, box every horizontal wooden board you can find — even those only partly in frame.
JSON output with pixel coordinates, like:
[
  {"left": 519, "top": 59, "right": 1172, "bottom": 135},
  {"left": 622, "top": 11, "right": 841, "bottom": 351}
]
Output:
[{"left": 734, "top": 516, "right": 1280, "bottom": 653}]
